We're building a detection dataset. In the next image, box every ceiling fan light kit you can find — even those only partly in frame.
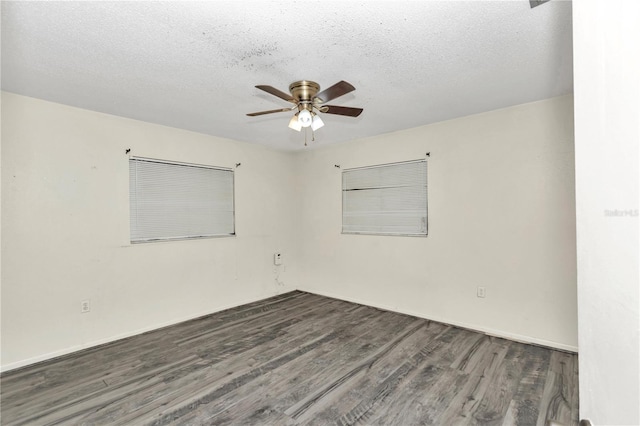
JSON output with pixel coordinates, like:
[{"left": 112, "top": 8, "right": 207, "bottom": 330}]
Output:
[
  {"left": 288, "top": 113, "right": 302, "bottom": 131},
  {"left": 247, "top": 80, "right": 363, "bottom": 144},
  {"left": 297, "top": 109, "right": 312, "bottom": 127},
  {"left": 311, "top": 114, "right": 324, "bottom": 131}
]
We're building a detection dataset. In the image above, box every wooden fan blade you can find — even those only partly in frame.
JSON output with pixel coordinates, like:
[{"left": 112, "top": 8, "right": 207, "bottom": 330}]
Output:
[
  {"left": 246, "top": 108, "right": 292, "bottom": 117},
  {"left": 315, "top": 81, "right": 355, "bottom": 103},
  {"left": 322, "top": 105, "right": 363, "bottom": 117},
  {"left": 255, "top": 85, "right": 295, "bottom": 103}
]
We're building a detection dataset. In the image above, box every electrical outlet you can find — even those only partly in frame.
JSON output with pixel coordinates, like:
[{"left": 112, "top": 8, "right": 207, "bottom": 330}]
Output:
[
  {"left": 477, "top": 287, "right": 486, "bottom": 298},
  {"left": 81, "top": 299, "right": 91, "bottom": 313}
]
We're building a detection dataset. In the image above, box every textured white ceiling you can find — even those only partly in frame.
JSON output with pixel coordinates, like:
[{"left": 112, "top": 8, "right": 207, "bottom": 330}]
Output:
[{"left": 1, "top": 1, "right": 573, "bottom": 151}]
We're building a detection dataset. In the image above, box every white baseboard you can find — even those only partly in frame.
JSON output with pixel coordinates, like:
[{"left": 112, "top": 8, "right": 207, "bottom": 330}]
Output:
[
  {"left": 2, "top": 285, "right": 577, "bottom": 373},
  {"left": 299, "top": 287, "right": 579, "bottom": 353},
  {"left": 1, "top": 289, "right": 297, "bottom": 373}
]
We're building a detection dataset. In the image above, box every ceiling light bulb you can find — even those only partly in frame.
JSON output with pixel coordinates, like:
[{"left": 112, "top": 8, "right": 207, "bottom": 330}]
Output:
[
  {"left": 298, "top": 109, "right": 312, "bottom": 127},
  {"left": 311, "top": 114, "right": 324, "bottom": 131},
  {"left": 288, "top": 114, "right": 302, "bottom": 131}
]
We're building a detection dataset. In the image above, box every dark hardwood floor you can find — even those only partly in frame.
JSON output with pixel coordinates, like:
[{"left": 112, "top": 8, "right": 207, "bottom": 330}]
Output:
[{"left": 0, "top": 291, "right": 579, "bottom": 425}]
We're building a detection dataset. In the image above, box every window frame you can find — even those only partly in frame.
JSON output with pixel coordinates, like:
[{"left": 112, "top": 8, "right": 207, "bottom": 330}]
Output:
[
  {"left": 129, "top": 156, "right": 235, "bottom": 244},
  {"left": 341, "top": 159, "right": 428, "bottom": 237}
]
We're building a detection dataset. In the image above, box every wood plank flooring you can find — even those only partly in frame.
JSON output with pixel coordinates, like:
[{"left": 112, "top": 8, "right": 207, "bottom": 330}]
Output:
[{"left": 0, "top": 291, "right": 579, "bottom": 425}]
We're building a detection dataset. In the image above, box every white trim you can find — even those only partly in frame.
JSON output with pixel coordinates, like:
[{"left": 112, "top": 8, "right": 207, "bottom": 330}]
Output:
[
  {"left": 0, "top": 290, "right": 297, "bottom": 373},
  {"left": 1, "top": 286, "right": 577, "bottom": 373},
  {"left": 298, "top": 287, "right": 579, "bottom": 353}
]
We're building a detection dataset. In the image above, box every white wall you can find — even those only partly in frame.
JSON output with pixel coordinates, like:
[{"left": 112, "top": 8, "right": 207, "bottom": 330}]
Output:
[
  {"left": 1, "top": 92, "right": 299, "bottom": 371},
  {"left": 573, "top": 1, "right": 640, "bottom": 424},
  {"left": 1, "top": 92, "right": 580, "bottom": 372},
  {"left": 295, "top": 95, "right": 578, "bottom": 351}
]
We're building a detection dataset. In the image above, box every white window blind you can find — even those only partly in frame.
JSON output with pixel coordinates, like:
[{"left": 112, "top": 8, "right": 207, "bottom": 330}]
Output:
[
  {"left": 129, "top": 157, "right": 235, "bottom": 243},
  {"left": 342, "top": 160, "right": 427, "bottom": 236}
]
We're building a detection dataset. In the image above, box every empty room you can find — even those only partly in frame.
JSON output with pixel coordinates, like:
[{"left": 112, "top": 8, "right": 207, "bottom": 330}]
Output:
[{"left": 1, "top": 1, "right": 638, "bottom": 425}]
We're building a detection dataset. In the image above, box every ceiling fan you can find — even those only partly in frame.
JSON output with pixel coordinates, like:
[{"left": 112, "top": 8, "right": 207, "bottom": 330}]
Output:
[{"left": 247, "top": 80, "right": 363, "bottom": 143}]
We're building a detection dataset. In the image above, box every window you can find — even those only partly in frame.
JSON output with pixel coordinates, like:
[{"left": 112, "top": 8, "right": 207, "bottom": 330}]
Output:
[
  {"left": 342, "top": 160, "right": 427, "bottom": 236},
  {"left": 129, "top": 157, "right": 234, "bottom": 243}
]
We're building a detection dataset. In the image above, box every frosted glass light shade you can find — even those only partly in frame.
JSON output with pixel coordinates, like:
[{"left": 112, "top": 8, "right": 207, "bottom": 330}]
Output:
[
  {"left": 288, "top": 114, "right": 302, "bottom": 131},
  {"left": 298, "top": 109, "right": 312, "bottom": 127},
  {"left": 311, "top": 114, "right": 324, "bottom": 131}
]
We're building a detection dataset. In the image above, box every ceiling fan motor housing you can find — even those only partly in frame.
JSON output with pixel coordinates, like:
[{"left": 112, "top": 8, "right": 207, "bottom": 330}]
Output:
[{"left": 289, "top": 80, "right": 320, "bottom": 110}]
